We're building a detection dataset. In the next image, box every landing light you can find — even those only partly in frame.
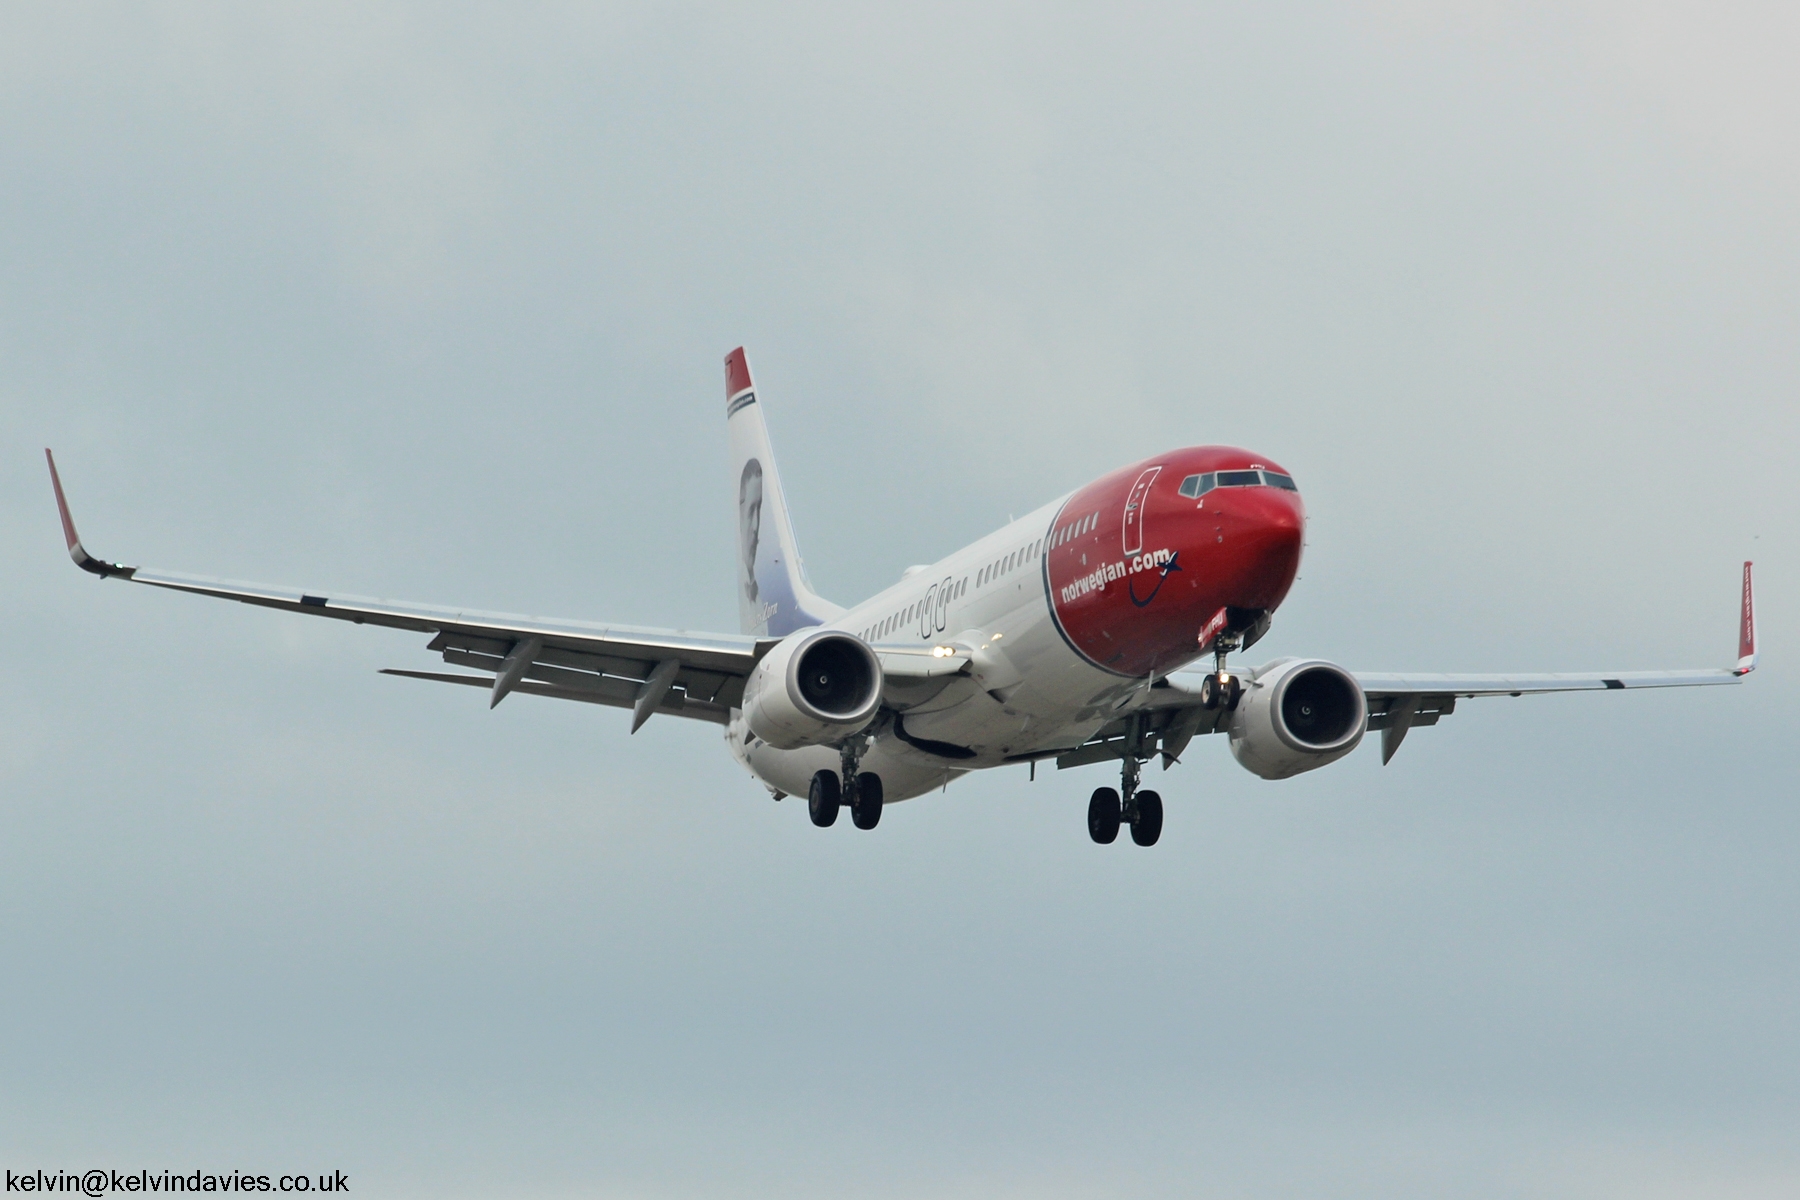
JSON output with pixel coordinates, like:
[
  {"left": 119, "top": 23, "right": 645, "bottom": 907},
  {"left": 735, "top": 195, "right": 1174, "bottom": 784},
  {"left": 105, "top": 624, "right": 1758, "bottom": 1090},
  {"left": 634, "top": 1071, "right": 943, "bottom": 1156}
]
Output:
[{"left": 931, "top": 645, "right": 956, "bottom": 658}]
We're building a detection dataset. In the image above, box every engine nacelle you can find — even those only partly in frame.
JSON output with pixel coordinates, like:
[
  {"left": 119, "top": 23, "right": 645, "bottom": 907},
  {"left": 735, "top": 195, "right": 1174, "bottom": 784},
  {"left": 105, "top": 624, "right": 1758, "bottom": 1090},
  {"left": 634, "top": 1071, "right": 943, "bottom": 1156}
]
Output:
[
  {"left": 741, "top": 628, "right": 883, "bottom": 750},
  {"left": 1228, "top": 658, "right": 1367, "bottom": 780}
]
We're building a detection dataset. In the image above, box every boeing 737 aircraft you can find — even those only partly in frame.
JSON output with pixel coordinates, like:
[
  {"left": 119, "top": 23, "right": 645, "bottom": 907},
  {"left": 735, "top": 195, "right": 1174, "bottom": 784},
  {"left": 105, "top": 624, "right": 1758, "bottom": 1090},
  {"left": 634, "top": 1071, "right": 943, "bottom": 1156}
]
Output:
[{"left": 47, "top": 348, "right": 1757, "bottom": 845}]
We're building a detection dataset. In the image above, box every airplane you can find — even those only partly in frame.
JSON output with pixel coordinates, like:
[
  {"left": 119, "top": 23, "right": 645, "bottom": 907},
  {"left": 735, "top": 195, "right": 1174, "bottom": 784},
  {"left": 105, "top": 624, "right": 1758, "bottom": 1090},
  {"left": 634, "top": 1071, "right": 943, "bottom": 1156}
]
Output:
[{"left": 46, "top": 347, "right": 1757, "bottom": 846}]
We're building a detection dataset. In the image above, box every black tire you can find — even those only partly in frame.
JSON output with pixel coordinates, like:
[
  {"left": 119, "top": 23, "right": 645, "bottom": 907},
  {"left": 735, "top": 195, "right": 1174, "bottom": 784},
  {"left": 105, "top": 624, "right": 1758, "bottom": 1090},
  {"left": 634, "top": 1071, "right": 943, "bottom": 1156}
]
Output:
[
  {"left": 1199, "top": 674, "right": 1220, "bottom": 710},
  {"left": 1087, "top": 787, "right": 1121, "bottom": 844},
  {"left": 851, "top": 772, "right": 884, "bottom": 830},
  {"left": 1130, "top": 790, "right": 1163, "bottom": 846},
  {"left": 1225, "top": 677, "right": 1244, "bottom": 711},
  {"left": 808, "top": 770, "right": 841, "bottom": 827}
]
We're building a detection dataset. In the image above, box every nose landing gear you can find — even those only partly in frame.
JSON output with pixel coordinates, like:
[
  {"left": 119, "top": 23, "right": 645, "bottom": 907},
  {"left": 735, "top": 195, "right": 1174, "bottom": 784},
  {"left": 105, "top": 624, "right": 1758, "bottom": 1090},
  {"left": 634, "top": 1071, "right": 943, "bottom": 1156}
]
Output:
[
  {"left": 1198, "top": 636, "right": 1245, "bottom": 712},
  {"left": 1198, "top": 672, "right": 1242, "bottom": 711}
]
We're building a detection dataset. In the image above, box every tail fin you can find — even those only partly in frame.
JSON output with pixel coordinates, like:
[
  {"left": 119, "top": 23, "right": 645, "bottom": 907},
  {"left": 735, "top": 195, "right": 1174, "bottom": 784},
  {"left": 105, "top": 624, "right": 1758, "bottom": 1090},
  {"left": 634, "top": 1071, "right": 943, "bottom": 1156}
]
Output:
[{"left": 725, "top": 348, "right": 842, "bottom": 637}]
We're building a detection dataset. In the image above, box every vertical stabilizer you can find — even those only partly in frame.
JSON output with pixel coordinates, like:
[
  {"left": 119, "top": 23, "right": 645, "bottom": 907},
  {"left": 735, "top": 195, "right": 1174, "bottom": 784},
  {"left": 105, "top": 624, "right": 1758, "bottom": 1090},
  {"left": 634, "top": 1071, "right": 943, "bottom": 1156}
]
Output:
[{"left": 725, "top": 348, "right": 842, "bottom": 637}]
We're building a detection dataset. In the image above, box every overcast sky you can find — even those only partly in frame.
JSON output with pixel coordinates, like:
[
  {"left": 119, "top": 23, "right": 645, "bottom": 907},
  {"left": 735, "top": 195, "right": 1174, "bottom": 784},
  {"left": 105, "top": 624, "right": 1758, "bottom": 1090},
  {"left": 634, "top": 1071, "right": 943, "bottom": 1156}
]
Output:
[{"left": 2, "top": 4, "right": 1795, "bottom": 1197}]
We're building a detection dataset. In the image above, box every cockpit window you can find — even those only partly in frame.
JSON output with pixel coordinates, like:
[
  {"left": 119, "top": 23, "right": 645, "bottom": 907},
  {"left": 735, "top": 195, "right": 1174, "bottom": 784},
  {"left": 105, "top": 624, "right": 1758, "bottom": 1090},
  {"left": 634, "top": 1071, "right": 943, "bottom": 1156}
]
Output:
[{"left": 1177, "top": 469, "right": 1298, "bottom": 496}]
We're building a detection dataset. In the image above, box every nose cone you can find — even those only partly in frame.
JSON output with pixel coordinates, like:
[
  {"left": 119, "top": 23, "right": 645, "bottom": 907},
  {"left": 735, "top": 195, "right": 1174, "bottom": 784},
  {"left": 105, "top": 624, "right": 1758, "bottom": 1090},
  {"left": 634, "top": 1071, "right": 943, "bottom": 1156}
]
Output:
[{"left": 1207, "top": 485, "right": 1305, "bottom": 610}]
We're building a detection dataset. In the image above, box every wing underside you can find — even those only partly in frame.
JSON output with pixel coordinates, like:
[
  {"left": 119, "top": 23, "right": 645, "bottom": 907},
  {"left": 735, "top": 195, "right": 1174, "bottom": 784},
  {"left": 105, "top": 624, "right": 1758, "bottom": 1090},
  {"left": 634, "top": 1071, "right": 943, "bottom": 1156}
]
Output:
[
  {"left": 46, "top": 450, "right": 762, "bottom": 729},
  {"left": 1046, "top": 563, "right": 1756, "bottom": 771}
]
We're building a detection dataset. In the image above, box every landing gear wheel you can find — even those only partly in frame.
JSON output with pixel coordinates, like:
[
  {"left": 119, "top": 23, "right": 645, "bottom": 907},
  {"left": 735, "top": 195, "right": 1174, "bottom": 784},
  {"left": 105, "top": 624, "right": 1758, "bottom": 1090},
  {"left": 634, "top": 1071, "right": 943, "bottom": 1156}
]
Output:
[
  {"left": 1199, "top": 674, "right": 1221, "bottom": 710},
  {"left": 1225, "top": 678, "right": 1243, "bottom": 711},
  {"left": 1130, "top": 790, "right": 1163, "bottom": 846},
  {"left": 1087, "top": 787, "right": 1121, "bottom": 844},
  {"left": 851, "top": 772, "right": 883, "bottom": 830},
  {"left": 807, "top": 770, "right": 841, "bottom": 827}
]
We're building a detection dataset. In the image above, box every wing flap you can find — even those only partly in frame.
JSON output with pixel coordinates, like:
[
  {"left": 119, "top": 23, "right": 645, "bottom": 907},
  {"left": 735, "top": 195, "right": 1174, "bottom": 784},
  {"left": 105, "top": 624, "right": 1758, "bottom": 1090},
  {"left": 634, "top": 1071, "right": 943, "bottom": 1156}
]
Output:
[
  {"left": 1366, "top": 693, "right": 1454, "bottom": 729},
  {"left": 380, "top": 669, "right": 731, "bottom": 725}
]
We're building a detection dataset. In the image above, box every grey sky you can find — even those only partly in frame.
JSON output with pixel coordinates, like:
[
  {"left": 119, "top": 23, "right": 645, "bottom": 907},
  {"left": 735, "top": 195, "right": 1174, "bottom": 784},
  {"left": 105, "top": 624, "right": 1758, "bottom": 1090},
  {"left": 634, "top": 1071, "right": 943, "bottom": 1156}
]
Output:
[{"left": 2, "top": 4, "right": 1795, "bottom": 1196}]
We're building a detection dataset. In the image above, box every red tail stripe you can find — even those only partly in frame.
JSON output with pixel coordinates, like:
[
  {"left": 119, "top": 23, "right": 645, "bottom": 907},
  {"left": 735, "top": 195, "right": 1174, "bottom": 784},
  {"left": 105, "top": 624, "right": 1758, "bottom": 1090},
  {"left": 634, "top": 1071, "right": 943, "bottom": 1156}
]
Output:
[{"left": 724, "top": 347, "right": 753, "bottom": 399}]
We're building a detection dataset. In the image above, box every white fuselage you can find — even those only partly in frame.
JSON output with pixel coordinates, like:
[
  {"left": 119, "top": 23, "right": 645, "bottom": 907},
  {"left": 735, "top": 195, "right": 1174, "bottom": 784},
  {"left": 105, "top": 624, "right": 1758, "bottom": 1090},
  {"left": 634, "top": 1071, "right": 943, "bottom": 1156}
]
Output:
[{"left": 726, "top": 497, "right": 1151, "bottom": 802}]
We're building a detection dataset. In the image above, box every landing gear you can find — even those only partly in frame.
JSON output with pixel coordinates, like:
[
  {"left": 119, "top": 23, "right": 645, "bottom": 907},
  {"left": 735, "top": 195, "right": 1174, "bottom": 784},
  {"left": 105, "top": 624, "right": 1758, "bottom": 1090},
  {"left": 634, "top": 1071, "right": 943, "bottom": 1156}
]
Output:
[
  {"left": 1199, "top": 625, "right": 1247, "bottom": 711},
  {"left": 1130, "top": 790, "right": 1163, "bottom": 846},
  {"left": 810, "top": 737, "right": 882, "bottom": 831},
  {"left": 1199, "top": 672, "right": 1242, "bottom": 711},
  {"left": 1087, "top": 787, "right": 1121, "bottom": 843},
  {"left": 1088, "top": 729, "right": 1163, "bottom": 847},
  {"left": 851, "top": 772, "right": 884, "bottom": 830},
  {"left": 807, "top": 770, "right": 840, "bottom": 827}
]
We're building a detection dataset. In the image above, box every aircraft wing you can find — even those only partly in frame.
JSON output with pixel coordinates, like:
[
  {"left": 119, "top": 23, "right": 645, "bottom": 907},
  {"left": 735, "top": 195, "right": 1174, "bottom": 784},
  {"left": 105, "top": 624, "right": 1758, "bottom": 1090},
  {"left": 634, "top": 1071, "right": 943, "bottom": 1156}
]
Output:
[
  {"left": 47, "top": 450, "right": 760, "bottom": 729},
  {"left": 1053, "top": 562, "right": 1757, "bottom": 771},
  {"left": 1343, "top": 562, "right": 1755, "bottom": 762}
]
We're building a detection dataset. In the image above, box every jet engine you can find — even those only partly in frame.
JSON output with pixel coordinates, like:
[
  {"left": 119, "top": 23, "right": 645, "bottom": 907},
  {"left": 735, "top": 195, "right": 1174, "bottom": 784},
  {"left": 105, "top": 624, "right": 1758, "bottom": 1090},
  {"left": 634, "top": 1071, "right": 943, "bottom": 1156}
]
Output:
[
  {"left": 741, "top": 628, "right": 883, "bottom": 750},
  {"left": 1227, "top": 658, "right": 1367, "bottom": 780}
]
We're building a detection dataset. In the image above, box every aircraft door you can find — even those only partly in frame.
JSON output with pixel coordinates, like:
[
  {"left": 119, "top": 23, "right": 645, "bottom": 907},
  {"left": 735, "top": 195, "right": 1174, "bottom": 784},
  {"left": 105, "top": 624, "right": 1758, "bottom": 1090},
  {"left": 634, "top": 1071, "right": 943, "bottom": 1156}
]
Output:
[
  {"left": 918, "top": 582, "right": 939, "bottom": 639},
  {"left": 1122, "top": 466, "right": 1161, "bottom": 556},
  {"left": 935, "top": 575, "right": 953, "bottom": 632}
]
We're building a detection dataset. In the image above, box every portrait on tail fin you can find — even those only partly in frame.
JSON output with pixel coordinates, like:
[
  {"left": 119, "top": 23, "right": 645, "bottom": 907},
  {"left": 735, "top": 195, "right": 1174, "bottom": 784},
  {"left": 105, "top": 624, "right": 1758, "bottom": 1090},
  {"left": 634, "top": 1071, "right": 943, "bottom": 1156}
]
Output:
[
  {"left": 723, "top": 347, "right": 844, "bottom": 638},
  {"left": 739, "top": 458, "right": 763, "bottom": 607}
]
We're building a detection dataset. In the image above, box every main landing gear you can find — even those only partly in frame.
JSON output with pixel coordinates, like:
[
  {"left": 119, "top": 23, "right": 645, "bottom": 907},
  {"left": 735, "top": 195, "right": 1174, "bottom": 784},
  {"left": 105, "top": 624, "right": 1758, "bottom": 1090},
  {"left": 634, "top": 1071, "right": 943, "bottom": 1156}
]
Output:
[
  {"left": 807, "top": 770, "right": 840, "bottom": 827},
  {"left": 809, "top": 737, "right": 883, "bottom": 830},
  {"left": 1086, "top": 631, "right": 1254, "bottom": 848},
  {"left": 1088, "top": 720, "right": 1164, "bottom": 847}
]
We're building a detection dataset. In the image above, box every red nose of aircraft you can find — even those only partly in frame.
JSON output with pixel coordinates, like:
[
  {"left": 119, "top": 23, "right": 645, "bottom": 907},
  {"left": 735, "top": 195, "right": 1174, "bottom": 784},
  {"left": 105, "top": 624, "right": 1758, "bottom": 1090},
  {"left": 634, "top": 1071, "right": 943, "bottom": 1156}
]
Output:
[
  {"left": 1045, "top": 450, "right": 1306, "bottom": 677},
  {"left": 1196, "top": 481, "right": 1305, "bottom": 613}
]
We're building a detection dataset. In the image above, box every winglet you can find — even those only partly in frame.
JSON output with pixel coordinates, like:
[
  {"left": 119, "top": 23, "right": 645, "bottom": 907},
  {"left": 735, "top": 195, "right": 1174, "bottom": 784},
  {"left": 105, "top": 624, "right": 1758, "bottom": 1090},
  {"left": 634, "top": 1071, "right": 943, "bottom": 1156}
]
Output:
[
  {"left": 44, "top": 449, "right": 135, "bottom": 578},
  {"left": 1735, "top": 561, "right": 1757, "bottom": 675}
]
